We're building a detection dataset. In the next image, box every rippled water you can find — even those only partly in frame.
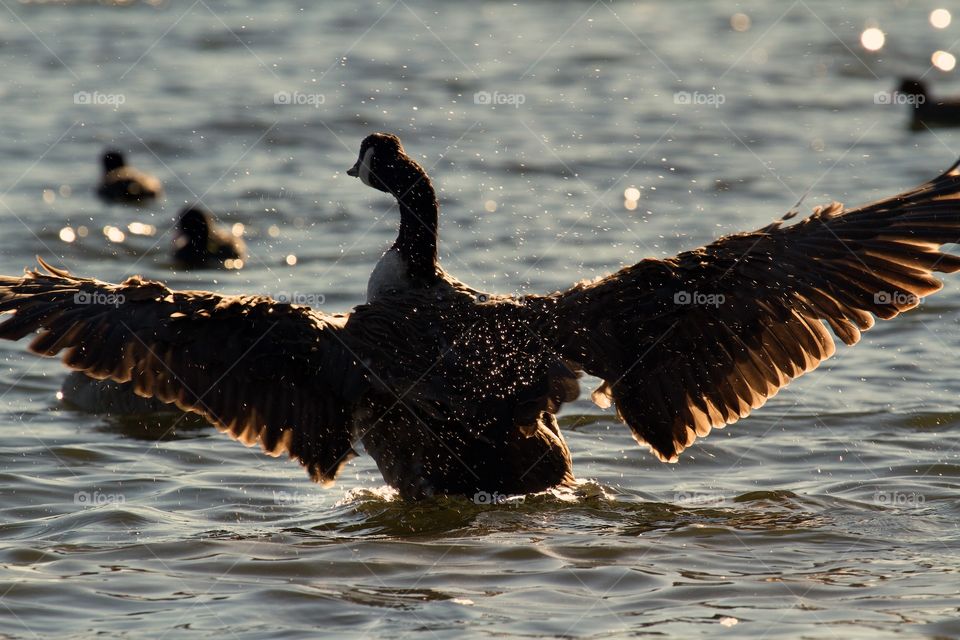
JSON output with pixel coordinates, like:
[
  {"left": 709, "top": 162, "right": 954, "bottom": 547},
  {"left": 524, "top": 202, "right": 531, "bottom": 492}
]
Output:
[{"left": 1, "top": 1, "right": 959, "bottom": 637}]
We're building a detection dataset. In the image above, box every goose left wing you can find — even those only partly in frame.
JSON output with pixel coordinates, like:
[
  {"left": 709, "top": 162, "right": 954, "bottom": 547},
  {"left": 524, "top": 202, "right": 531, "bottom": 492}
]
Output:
[
  {"left": 544, "top": 159, "right": 960, "bottom": 462},
  {"left": 0, "top": 260, "right": 368, "bottom": 484}
]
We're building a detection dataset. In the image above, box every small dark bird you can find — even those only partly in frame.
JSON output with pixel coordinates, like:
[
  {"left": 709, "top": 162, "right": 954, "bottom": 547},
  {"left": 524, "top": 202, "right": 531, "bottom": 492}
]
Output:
[
  {"left": 96, "top": 149, "right": 163, "bottom": 204},
  {"left": 897, "top": 78, "right": 960, "bottom": 130},
  {"left": 173, "top": 206, "right": 245, "bottom": 268},
  {"left": 4, "top": 133, "right": 960, "bottom": 501}
]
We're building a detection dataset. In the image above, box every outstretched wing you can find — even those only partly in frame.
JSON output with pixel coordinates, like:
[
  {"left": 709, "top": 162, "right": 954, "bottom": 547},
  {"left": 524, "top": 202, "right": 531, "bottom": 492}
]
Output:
[
  {"left": 549, "top": 159, "right": 960, "bottom": 461},
  {"left": 0, "top": 261, "right": 368, "bottom": 484}
]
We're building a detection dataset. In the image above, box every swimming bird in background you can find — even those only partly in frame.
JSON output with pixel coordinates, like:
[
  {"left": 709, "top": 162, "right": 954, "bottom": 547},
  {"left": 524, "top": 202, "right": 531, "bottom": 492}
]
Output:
[
  {"left": 3, "top": 132, "right": 960, "bottom": 500},
  {"left": 96, "top": 149, "right": 163, "bottom": 204},
  {"left": 173, "top": 206, "right": 245, "bottom": 268},
  {"left": 896, "top": 78, "right": 960, "bottom": 131}
]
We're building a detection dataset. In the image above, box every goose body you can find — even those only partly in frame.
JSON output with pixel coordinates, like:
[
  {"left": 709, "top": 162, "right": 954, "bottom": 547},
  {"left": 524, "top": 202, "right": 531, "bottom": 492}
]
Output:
[
  {"left": 96, "top": 150, "right": 163, "bottom": 205},
  {"left": 5, "top": 132, "right": 960, "bottom": 500}
]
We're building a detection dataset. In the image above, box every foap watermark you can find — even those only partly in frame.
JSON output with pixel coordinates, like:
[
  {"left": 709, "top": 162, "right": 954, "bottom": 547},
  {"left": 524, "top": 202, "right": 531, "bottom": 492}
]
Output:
[
  {"left": 74, "top": 490, "right": 125, "bottom": 506},
  {"left": 273, "top": 490, "right": 326, "bottom": 508},
  {"left": 474, "top": 91, "right": 526, "bottom": 108},
  {"left": 874, "top": 291, "right": 921, "bottom": 306},
  {"left": 274, "top": 292, "right": 325, "bottom": 306},
  {"left": 874, "top": 91, "right": 925, "bottom": 107},
  {"left": 74, "top": 91, "right": 125, "bottom": 107},
  {"left": 473, "top": 490, "right": 524, "bottom": 505},
  {"left": 674, "top": 491, "right": 726, "bottom": 507},
  {"left": 874, "top": 490, "right": 925, "bottom": 508},
  {"left": 274, "top": 91, "right": 326, "bottom": 108},
  {"left": 674, "top": 90, "right": 725, "bottom": 108},
  {"left": 674, "top": 290, "right": 725, "bottom": 307},
  {"left": 74, "top": 291, "right": 125, "bottom": 307}
]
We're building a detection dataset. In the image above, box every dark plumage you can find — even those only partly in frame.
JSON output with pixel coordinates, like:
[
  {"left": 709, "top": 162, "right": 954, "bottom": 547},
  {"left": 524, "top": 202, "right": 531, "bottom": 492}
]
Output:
[
  {"left": 4, "top": 132, "right": 960, "bottom": 500},
  {"left": 96, "top": 150, "right": 163, "bottom": 204},
  {"left": 173, "top": 206, "right": 245, "bottom": 268},
  {"left": 60, "top": 371, "right": 175, "bottom": 415},
  {"left": 897, "top": 78, "right": 960, "bottom": 130}
]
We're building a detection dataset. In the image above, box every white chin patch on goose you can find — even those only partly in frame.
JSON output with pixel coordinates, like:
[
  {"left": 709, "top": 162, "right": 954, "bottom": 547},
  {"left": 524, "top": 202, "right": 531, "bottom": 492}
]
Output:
[{"left": 359, "top": 147, "right": 375, "bottom": 187}]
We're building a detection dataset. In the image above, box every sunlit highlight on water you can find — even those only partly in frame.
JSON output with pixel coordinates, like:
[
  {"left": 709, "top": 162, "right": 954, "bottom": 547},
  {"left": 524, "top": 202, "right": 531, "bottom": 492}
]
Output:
[
  {"left": 860, "top": 27, "right": 885, "bottom": 51},
  {"left": 127, "top": 222, "right": 156, "bottom": 236},
  {"left": 932, "top": 50, "right": 956, "bottom": 71},
  {"left": 930, "top": 9, "right": 951, "bottom": 29},
  {"left": 730, "top": 13, "right": 751, "bottom": 32},
  {"left": 103, "top": 225, "right": 125, "bottom": 243}
]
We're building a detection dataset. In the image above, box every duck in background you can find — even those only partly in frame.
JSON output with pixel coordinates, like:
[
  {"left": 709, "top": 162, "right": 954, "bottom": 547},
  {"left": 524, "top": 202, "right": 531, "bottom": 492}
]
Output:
[
  {"left": 173, "top": 206, "right": 245, "bottom": 269},
  {"left": 96, "top": 149, "right": 163, "bottom": 204},
  {"left": 896, "top": 78, "right": 960, "bottom": 130}
]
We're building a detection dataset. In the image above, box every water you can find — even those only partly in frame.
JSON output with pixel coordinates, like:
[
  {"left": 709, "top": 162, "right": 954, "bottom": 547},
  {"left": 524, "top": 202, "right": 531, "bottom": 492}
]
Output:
[{"left": 1, "top": 0, "right": 959, "bottom": 637}]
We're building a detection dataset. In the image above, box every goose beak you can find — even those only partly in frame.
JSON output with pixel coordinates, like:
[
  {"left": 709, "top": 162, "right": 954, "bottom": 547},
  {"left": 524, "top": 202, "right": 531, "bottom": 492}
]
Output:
[{"left": 347, "top": 162, "right": 360, "bottom": 178}]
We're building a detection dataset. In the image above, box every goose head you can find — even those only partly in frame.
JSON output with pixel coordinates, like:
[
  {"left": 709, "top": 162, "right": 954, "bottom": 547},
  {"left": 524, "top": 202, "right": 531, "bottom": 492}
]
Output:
[
  {"left": 102, "top": 150, "right": 127, "bottom": 173},
  {"left": 347, "top": 133, "right": 425, "bottom": 195}
]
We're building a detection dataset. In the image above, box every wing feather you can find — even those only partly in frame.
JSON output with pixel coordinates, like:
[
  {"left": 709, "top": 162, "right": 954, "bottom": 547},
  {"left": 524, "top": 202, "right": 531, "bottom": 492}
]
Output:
[
  {"left": 544, "top": 158, "right": 960, "bottom": 460},
  {"left": 0, "top": 263, "right": 368, "bottom": 485}
]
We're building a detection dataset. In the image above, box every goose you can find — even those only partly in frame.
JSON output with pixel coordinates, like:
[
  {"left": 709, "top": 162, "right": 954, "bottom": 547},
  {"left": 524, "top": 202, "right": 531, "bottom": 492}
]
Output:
[
  {"left": 173, "top": 206, "right": 245, "bottom": 268},
  {"left": 3, "top": 132, "right": 960, "bottom": 501},
  {"left": 96, "top": 149, "right": 163, "bottom": 204},
  {"left": 896, "top": 78, "right": 960, "bottom": 130}
]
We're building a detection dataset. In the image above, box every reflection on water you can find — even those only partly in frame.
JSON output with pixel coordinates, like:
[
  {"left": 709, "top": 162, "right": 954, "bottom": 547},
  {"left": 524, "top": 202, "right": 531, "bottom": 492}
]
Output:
[{"left": 1, "top": 0, "right": 959, "bottom": 638}]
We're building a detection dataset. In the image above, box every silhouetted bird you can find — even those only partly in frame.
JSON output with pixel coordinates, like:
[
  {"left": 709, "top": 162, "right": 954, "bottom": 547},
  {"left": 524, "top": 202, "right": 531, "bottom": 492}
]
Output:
[
  {"left": 96, "top": 149, "right": 162, "bottom": 204},
  {"left": 897, "top": 78, "right": 960, "bottom": 130},
  {"left": 173, "top": 207, "right": 245, "bottom": 268},
  {"left": 4, "top": 133, "right": 960, "bottom": 500}
]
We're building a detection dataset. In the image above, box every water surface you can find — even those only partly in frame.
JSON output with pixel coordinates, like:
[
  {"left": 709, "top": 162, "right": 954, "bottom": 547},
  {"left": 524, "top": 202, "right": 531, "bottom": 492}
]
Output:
[{"left": 1, "top": 1, "right": 959, "bottom": 637}]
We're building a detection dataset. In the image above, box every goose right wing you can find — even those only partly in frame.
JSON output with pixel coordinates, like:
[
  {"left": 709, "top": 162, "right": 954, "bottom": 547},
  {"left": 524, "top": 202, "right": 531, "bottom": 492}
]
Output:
[{"left": 546, "top": 159, "right": 960, "bottom": 462}]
